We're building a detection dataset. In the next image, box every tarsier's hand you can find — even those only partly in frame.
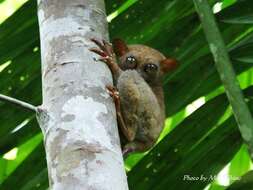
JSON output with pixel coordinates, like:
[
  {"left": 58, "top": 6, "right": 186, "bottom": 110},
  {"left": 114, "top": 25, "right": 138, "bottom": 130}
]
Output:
[{"left": 90, "top": 38, "right": 121, "bottom": 79}]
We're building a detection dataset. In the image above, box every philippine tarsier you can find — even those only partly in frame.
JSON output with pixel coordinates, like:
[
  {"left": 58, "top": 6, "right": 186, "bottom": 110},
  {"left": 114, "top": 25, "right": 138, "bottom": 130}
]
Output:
[{"left": 90, "top": 38, "right": 177, "bottom": 157}]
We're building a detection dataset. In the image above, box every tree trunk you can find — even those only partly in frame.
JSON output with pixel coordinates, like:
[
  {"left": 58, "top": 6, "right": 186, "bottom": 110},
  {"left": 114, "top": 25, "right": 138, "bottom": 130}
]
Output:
[{"left": 37, "top": 0, "right": 129, "bottom": 189}]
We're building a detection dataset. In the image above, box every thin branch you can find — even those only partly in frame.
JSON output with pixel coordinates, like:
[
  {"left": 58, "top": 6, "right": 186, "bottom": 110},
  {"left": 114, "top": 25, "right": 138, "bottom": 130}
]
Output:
[
  {"left": 193, "top": 0, "right": 253, "bottom": 155},
  {"left": 0, "top": 94, "right": 37, "bottom": 112}
]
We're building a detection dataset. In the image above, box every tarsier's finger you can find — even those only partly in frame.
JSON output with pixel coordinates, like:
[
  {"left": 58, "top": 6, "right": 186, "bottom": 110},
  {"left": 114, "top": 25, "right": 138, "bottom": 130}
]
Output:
[
  {"left": 90, "top": 38, "right": 106, "bottom": 52},
  {"left": 103, "top": 40, "right": 113, "bottom": 55},
  {"left": 89, "top": 48, "right": 107, "bottom": 57}
]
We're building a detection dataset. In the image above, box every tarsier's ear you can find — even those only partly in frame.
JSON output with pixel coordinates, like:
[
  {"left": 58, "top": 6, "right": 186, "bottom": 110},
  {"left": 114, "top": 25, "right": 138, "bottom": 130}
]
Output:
[
  {"left": 112, "top": 38, "right": 129, "bottom": 56},
  {"left": 160, "top": 58, "right": 177, "bottom": 73}
]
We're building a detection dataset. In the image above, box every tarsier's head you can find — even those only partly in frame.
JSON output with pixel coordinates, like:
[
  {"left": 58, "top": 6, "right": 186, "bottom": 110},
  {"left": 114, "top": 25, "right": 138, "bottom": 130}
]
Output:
[{"left": 113, "top": 39, "right": 177, "bottom": 84}]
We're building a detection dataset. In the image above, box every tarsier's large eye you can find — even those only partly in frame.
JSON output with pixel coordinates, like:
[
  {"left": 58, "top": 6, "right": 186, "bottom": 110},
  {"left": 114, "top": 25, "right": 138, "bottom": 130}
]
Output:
[
  {"left": 125, "top": 56, "right": 137, "bottom": 69},
  {"left": 144, "top": 63, "right": 158, "bottom": 73}
]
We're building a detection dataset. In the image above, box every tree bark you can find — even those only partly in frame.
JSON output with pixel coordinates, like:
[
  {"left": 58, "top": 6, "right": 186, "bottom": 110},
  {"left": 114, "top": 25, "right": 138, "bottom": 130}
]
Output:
[{"left": 37, "top": 0, "right": 129, "bottom": 189}]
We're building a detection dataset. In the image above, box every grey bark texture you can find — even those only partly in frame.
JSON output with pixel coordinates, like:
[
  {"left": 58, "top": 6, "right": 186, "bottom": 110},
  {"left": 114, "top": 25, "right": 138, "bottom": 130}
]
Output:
[{"left": 37, "top": 0, "right": 129, "bottom": 189}]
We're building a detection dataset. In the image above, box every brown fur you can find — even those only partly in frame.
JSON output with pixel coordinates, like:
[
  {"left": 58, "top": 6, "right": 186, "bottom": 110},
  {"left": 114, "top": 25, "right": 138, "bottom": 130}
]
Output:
[{"left": 112, "top": 41, "right": 176, "bottom": 156}]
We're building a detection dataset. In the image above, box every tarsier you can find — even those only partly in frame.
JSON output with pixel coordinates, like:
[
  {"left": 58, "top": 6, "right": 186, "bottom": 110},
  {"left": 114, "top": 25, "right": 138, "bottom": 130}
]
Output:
[{"left": 90, "top": 38, "right": 177, "bottom": 157}]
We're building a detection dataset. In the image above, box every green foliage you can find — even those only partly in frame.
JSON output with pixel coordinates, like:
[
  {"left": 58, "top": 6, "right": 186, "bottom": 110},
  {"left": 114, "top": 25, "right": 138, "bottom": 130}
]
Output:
[
  {"left": 0, "top": 0, "right": 253, "bottom": 189},
  {"left": 229, "top": 145, "right": 251, "bottom": 178}
]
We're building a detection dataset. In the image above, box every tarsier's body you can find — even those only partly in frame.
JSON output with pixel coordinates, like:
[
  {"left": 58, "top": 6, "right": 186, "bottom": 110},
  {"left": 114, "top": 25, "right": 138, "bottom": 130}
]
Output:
[{"left": 90, "top": 39, "right": 176, "bottom": 157}]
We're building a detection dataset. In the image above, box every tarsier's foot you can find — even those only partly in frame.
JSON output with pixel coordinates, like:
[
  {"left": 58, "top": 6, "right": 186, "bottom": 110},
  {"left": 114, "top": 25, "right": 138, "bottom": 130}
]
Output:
[
  {"left": 106, "top": 85, "right": 135, "bottom": 147},
  {"left": 106, "top": 85, "right": 120, "bottom": 111},
  {"left": 90, "top": 38, "right": 120, "bottom": 76}
]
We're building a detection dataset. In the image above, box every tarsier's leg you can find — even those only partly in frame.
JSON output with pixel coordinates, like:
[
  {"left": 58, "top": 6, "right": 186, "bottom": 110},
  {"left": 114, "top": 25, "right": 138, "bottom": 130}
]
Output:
[
  {"left": 106, "top": 85, "right": 136, "bottom": 142},
  {"left": 90, "top": 38, "right": 121, "bottom": 79}
]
